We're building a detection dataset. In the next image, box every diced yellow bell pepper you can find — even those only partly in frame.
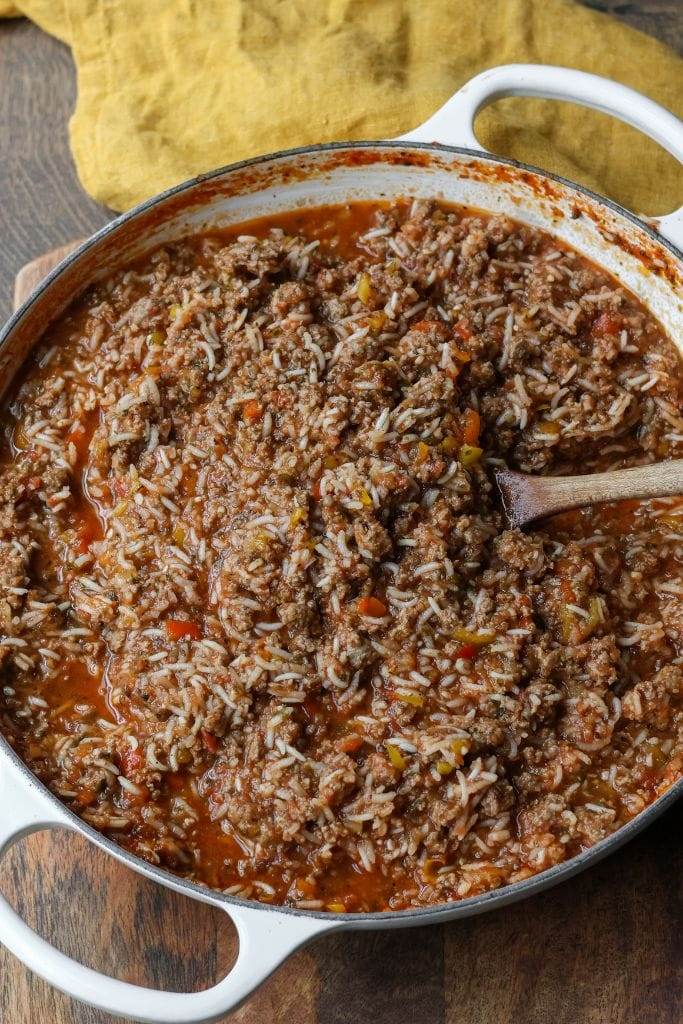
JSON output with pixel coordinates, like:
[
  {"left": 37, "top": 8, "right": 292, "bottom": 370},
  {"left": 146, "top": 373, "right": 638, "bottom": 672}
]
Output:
[
  {"left": 417, "top": 441, "right": 430, "bottom": 464},
  {"left": 452, "top": 627, "right": 495, "bottom": 645},
  {"left": 458, "top": 444, "right": 483, "bottom": 468},
  {"left": 386, "top": 743, "right": 406, "bottom": 770},
  {"left": 587, "top": 596, "right": 603, "bottom": 633},
  {"left": 395, "top": 690, "right": 424, "bottom": 707},
  {"left": 450, "top": 738, "right": 469, "bottom": 763},
  {"left": 367, "top": 311, "right": 386, "bottom": 334},
  {"left": 357, "top": 272, "right": 373, "bottom": 305},
  {"left": 560, "top": 604, "right": 576, "bottom": 644}
]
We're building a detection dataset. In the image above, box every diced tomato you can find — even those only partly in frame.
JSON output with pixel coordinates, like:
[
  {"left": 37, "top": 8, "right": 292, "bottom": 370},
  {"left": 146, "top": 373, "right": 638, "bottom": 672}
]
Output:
[
  {"left": 294, "top": 877, "right": 317, "bottom": 899},
  {"left": 165, "top": 618, "right": 202, "bottom": 641},
  {"left": 243, "top": 399, "right": 263, "bottom": 422},
  {"left": 311, "top": 479, "right": 322, "bottom": 500},
  {"left": 412, "top": 319, "right": 445, "bottom": 335},
  {"left": 451, "top": 346, "right": 472, "bottom": 364},
  {"left": 462, "top": 408, "right": 480, "bottom": 446},
  {"left": 456, "top": 643, "right": 477, "bottom": 660},
  {"left": 592, "top": 312, "right": 621, "bottom": 336},
  {"left": 454, "top": 320, "right": 472, "bottom": 342},
  {"left": 201, "top": 729, "right": 220, "bottom": 753},
  {"left": 120, "top": 747, "right": 143, "bottom": 776},
  {"left": 339, "top": 735, "right": 364, "bottom": 754},
  {"left": 74, "top": 786, "right": 98, "bottom": 807},
  {"left": 357, "top": 595, "right": 388, "bottom": 618}
]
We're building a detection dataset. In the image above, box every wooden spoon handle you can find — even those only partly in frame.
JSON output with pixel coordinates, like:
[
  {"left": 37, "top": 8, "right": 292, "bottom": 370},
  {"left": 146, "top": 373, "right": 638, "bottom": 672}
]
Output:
[{"left": 495, "top": 459, "right": 683, "bottom": 529}]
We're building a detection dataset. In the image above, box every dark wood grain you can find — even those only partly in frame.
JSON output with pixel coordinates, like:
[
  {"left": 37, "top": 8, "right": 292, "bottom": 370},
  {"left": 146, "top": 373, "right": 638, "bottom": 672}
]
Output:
[
  {"left": 0, "top": 18, "right": 109, "bottom": 323},
  {"left": 0, "top": 5, "right": 682, "bottom": 1023},
  {"left": 584, "top": 0, "right": 683, "bottom": 49}
]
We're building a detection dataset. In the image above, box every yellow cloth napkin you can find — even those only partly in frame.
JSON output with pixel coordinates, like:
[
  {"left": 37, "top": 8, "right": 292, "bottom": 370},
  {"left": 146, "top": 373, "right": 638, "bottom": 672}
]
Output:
[{"left": 3, "top": 0, "right": 682, "bottom": 215}]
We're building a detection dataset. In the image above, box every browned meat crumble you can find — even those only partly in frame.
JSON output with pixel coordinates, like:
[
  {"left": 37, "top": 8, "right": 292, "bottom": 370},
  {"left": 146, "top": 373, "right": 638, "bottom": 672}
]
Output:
[{"left": 0, "top": 199, "right": 681, "bottom": 912}]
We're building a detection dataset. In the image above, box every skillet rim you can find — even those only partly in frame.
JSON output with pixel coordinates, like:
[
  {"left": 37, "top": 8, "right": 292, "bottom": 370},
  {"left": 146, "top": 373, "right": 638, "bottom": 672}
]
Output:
[{"left": 0, "top": 136, "right": 681, "bottom": 925}]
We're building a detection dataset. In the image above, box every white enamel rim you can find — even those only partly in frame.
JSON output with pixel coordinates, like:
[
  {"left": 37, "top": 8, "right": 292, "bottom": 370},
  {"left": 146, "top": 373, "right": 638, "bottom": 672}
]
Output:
[
  {"left": 0, "top": 64, "right": 681, "bottom": 1023},
  {"left": 399, "top": 64, "right": 683, "bottom": 244}
]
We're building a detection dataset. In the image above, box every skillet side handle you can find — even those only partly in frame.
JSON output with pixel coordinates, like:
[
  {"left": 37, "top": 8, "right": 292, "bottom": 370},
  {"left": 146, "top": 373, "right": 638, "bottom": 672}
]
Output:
[
  {"left": 397, "top": 63, "right": 683, "bottom": 249},
  {"left": 0, "top": 766, "right": 334, "bottom": 1024}
]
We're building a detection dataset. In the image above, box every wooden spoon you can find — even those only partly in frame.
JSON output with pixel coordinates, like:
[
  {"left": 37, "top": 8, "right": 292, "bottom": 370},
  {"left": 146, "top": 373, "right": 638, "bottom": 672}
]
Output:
[{"left": 494, "top": 459, "right": 683, "bottom": 529}]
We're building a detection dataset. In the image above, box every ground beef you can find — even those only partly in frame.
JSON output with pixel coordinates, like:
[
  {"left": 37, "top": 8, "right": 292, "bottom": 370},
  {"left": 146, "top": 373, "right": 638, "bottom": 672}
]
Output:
[{"left": 0, "top": 198, "right": 680, "bottom": 913}]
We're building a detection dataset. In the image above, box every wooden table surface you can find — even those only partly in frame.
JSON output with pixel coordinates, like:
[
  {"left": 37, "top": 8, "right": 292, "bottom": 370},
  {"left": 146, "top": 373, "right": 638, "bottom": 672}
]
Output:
[{"left": 0, "top": 5, "right": 681, "bottom": 1023}]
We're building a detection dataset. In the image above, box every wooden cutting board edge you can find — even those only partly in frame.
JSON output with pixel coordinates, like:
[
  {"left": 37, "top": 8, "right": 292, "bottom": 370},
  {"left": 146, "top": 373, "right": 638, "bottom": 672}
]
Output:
[{"left": 14, "top": 240, "right": 82, "bottom": 310}]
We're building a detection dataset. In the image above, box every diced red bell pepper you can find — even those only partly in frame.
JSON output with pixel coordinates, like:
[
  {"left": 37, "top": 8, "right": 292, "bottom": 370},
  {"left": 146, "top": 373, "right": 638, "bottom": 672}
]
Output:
[
  {"left": 201, "top": 730, "right": 220, "bottom": 753},
  {"left": 165, "top": 618, "right": 202, "bottom": 641},
  {"left": 357, "top": 596, "right": 388, "bottom": 617},
  {"left": 592, "top": 312, "right": 621, "bottom": 336},
  {"left": 456, "top": 643, "right": 478, "bottom": 660},
  {"left": 462, "top": 408, "right": 480, "bottom": 446}
]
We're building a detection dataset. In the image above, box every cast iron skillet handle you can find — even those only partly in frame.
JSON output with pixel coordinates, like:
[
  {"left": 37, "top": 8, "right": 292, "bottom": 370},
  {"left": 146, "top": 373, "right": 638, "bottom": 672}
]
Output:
[
  {"left": 397, "top": 63, "right": 683, "bottom": 250},
  {"left": 0, "top": 767, "right": 335, "bottom": 1024}
]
